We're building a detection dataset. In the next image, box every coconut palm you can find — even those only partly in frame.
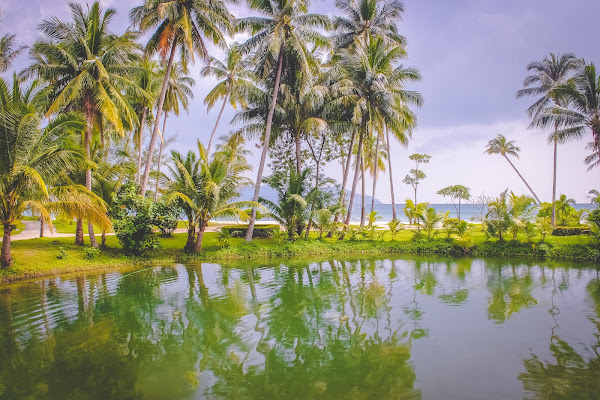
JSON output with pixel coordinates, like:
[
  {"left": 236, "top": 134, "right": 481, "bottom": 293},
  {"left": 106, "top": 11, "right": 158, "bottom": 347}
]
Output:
[
  {"left": 131, "top": 0, "right": 233, "bottom": 196},
  {"left": 517, "top": 53, "right": 581, "bottom": 225},
  {"left": 333, "top": 36, "right": 421, "bottom": 226},
  {"left": 167, "top": 142, "right": 258, "bottom": 253},
  {"left": 362, "top": 130, "right": 387, "bottom": 214},
  {"left": 26, "top": 2, "right": 143, "bottom": 247},
  {"left": 533, "top": 63, "right": 600, "bottom": 167},
  {"left": 201, "top": 43, "right": 254, "bottom": 155},
  {"left": 485, "top": 134, "right": 541, "bottom": 204},
  {"left": 554, "top": 194, "right": 575, "bottom": 226},
  {"left": 0, "top": 16, "right": 24, "bottom": 74},
  {"left": 0, "top": 77, "right": 109, "bottom": 268},
  {"left": 332, "top": 0, "right": 406, "bottom": 49},
  {"left": 154, "top": 62, "right": 195, "bottom": 201},
  {"left": 237, "top": 0, "right": 331, "bottom": 241}
]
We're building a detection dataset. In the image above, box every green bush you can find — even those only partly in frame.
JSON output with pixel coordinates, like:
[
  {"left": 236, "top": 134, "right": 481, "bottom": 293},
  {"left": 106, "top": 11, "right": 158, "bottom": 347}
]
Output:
[
  {"left": 551, "top": 226, "right": 589, "bottom": 236},
  {"left": 57, "top": 247, "right": 68, "bottom": 259},
  {"left": 152, "top": 201, "right": 179, "bottom": 236},
  {"left": 588, "top": 209, "right": 600, "bottom": 225},
  {"left": 83, "top": 247, "right": 100, "bottom": 260},
  {"left": 220, "top": 224, "right": 278, "bottom": 239}
]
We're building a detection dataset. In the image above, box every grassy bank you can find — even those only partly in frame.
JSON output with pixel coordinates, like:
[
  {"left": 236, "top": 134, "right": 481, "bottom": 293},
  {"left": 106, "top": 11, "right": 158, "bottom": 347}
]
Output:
[{"left": 1, "top": 228, "right": 598, "bottom": 283}]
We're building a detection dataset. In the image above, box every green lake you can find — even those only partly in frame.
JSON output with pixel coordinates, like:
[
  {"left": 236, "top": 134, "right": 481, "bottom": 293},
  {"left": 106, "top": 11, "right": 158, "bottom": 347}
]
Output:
[{"left": 1, "top": 257, "right": 599, "bottom": 399}]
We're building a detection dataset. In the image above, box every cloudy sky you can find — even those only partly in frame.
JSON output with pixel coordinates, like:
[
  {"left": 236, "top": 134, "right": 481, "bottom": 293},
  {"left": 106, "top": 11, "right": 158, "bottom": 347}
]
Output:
[{"left": 2, "top": 0, "right": 599, "bottom": 203}]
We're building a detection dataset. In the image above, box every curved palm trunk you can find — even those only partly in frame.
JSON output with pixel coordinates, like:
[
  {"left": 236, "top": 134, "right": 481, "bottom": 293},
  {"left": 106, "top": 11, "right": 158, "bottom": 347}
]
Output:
[
  {"left": 334, "top": 130, "right": 357, "bottom": 224},
  {"left": 245, "top": 46, "right": 284, "bottom": 242},
  {"left": 370, "top": 132, "right": 380, "bottom": 214},
  {"left": 136, "top": 107, "right": 147, "bottom": 185},
  {"left": 503, "top": 155, "right": 541, "bottom": 204},
  {"left": 154, "top": 114, "right": 167, "bottom": 202},
  {"left": 75, "top": 219, "right": 84, "bottom": 246},
  {"left": 1, "top": 224, "right": 13, "bottom": 268},
  {"left": 184, "top": 223, "right": 196, "bottom": 253},
  {"left": 551, "top": 138, "right": 557, "bottom": 226},
  {"left": 360, "top": 155, "right": 365, "bottom": 227},
  {"left": 385, "top": 128, "right": 397, "bottom": 221},
  {"left": 344, "top": 127, "right": 365, "bottom": 226},
  {"left": 84, "top": 107, "right": 97, "bottom": 248},
  {"left": 141, "top": 37, "right": 177, "bottom": 196},
  {"left": 207, "top": 91, "right": 229, "bottom": 156},
  {"left": 194, "top": 221, "right": 207, "bottom": 253}
]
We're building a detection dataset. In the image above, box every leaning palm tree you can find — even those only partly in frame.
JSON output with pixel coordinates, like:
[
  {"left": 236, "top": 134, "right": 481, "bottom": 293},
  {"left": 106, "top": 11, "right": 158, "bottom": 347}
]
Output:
[
  {"left": 201, "top": 43, "right": 254, "bottom": 155},
  {"left": 154, "top": 62, "right": 195, "bottom": 201},
  {"left": 130, "top": 0, "right": 233, "bottom": 196},
  {"left": 0, "top": 78, "right": 109, "bottom": 268},
  {"left": 517, "top": 53, "right": 580, "bottom": 225},
  {"left": 236, "top": 0, "right": 331, "bottom": 241},
  {"left": 485, "top": 134, "right": 541, "bottom": 204},
  {"left": 332, "top": 0, "right": 406, "bottom": 49},
  {"left": 167, "top": 142, "right": 258, "bottom": 253},
  {"left": 26, "top": 2, "right": 143, "bottom": 247},
  {"left": 533, "top": 63, "right": 600, "bottom": 167}
]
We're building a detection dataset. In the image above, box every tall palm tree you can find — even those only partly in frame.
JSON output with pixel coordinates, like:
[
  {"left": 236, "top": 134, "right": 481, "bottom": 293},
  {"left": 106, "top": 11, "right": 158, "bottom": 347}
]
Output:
[
  {"left": 517, "top": 53, "right": 580, "bottom": 225},
  {"left": 332, "top": 0, "right": 406, "bottom": 49},
  {"left": 130, "top": 0, "right": 233, "bottom": 196},
  {"left": 26, "top": 2, "right": 143, "bottom": 247},
  {"left": 332, "top": 36, "right": 421, "bottom": 226},
  {"left": 201, "top": 43, "right": 254, "bottom": 155},
  {"left": 154, "top": 62, "right": 195, "bottom": 201},
  {"left": 485, "top": 134, "right": 541, "bottom": 204},
  {"left": 533, "top": 63, "right": 600, "bottom": 167},
  {"left": 237, "top": 0, "right": 330, "bottom": 240},
  {"left": 0, "top": 77, "right": 109, "bottom": 268},
  {"left": 363, "top": 129, "right": 387, "bottom": 214},
  {"left": 0, "top": 23, "right": 24, "bottom": 74}
]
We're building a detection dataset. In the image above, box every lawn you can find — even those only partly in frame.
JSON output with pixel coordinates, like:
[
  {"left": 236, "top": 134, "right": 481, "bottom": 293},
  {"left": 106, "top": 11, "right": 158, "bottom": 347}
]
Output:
[{"left": 0, "top": 221, "right": 26, "bottom": 235}]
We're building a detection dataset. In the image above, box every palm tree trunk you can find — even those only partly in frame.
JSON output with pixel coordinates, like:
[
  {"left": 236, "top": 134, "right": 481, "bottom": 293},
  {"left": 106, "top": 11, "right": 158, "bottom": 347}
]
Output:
[
  {"left": 294, "top": 131, "right": 302, "bottom": 173},
  {"left": 345, "top": 126, "right": 365, "bottom": 226},
  {"left": 504, "top": 155, "right": 541, "bottom": 204},
  {"left": 334, "top": 130, "right": 357, "bottom": 224},
  {"left": 184, "top": 223, "right": 196, "bottom": 253},
  {"left": 360, "top": 154, "right": 365, "bottom": 227},
  {"left": 551, "top": 138, "right": 557, "bottom": 226},
  {"left": 594, "top": 128, "right": 600, "bottom": 170},
  {"left": 194, "top": 222, "right": 206, "bottom": 253},
  {"left": 101, "top": 230, "right": 106, "bottom": 247},
  {"left": 207, "top": 92, "right": 229, "bottom": 156},
  {"left": 245, "top": 45, "right": 284, "bottom": 242},
  {"left": 39, "top": 217, "right": 44, "bottom": 238},
  {"left": 141, "top": 37, "right": 177, "bottom": 196},
  {"left": 155, "top": 113, "right": 167, "bottom": 202},
  {"left": 75, "top": 219, "right": 84, "bottom": 246},
  {"left": 1, "top": 224, "right": 13, "bottom": 268},
  {"left": 136, "top": 107, "right": 147, "bottom": 185},
  {"left": 370, "top": 132, "right": 380, "bottom": 214},
  {"left": 385, "top": 127, "right": 397, "bottom": 221},
  {"left": 84, "top": 107, "right": 97, "bottom": 248}
]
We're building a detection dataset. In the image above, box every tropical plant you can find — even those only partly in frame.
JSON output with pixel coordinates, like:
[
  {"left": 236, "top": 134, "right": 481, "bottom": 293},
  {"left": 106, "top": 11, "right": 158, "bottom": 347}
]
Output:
[
  {"left": 517, "top": 53, "right": 581, "bottom": 225},
  {"left": 237, "top": 0, "right": 331, "bottom": 240},
  {"left": 0, "top": 77, "right": 109, "bottom": 267},
  {"left": 167, "top": 142, "right": 256, "bottom": 253},
  {"left": 131, "top": 0, "right": 233, "bottom": 195},
  {"left": 532, "top": 63, "right": 600, "bottom": 169},
  {"left": 0, "top": 9, "right": 25, "bottom": 73},
  {"left": 387, "top": 219, "right": 402, "bottom": 240},
  {"left": 416, "top": 207, "right": 445, "bottom": 239},
  {"left": 537, "top": 217, "right": 553, "bottom": 242},
  {"left": 437, "top": 185, "right": 471, "bottom": 222},
  {"left": 508, "top": 192, "right": 536, "bottom": 240},
  {"left": 26, "top": 1, "right": 143, "bottom": 246},
  {"left": 588, "top": 221, "right": 600, "bottom": 245},
  {"left": 403, "top": 153, "right": 431, "bottom": 206},
  {"left": 554, "top": 194, "right": 576, "bottom": 226},
  {"left": 366, "top": 210, "right": 381, "bottom": 237},
  {"left": 484, "top": 134, "right": 541, "bottom": 204},
  {"left": 313, "top": 208, "right": 333, "bottom": 239},
  {"left": 485, "top": 190, "right": 511, "bottom": 241}
]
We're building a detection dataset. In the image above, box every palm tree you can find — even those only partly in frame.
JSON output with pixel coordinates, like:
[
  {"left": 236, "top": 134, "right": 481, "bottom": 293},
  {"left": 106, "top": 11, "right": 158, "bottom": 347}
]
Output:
[
  {"left": 533, "top": 63, "right": 600, "bottom": 167},
  {"left": 517, "top": 53, "right": 580, "bottom": 225},
  {"left": 154, "top": 62, "right": 195, "bottom": 201},
  {"left": 201, "top": 43, "right": 254, "bottom": 155},
  {"left": 333, "top": 36, "right": 421, "bottom": 227},
  {"left": 0, "top": 12, "right": 25, "bottom": 74},
  {"left": 131, "top": 0, "right": 233, "bottom": 196},
  {"left": 554, "top": 194, "right": 575, "bottom": 226},
  {"left": 363, "top": 130, "right": 387, "bottom": 214},
  {"left": 237, "top": 0, "right": 331, "bottom": 241},
  {"left": 332, "top": 0, "right": 406, "bottom": 49},
  {"left": 485, "top": 134, "right": 541, "bottom": 204},
  {"left": 0, "top": 77, "right": 109, "bottom": 268},
  {"left": 167, "top": 142, "right": 258, "bottom": 253},
  {"left": 26, "top": 2, "right": 143, "bottom": 247}
]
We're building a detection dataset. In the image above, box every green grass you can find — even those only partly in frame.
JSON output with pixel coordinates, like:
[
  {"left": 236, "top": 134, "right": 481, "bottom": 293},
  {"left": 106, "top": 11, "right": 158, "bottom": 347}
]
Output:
[
  {"left": 0, "top": 221, "right": 26, "bottom": 235},
  {"left": 1, "top": 227, "right": 598, "bottom": 284}
]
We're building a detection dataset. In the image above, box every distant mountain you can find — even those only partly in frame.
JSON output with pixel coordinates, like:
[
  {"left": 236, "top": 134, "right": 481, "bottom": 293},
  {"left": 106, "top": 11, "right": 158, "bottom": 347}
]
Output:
[{"left": 238, "top": 185, "right": 383, "bottom": 205}]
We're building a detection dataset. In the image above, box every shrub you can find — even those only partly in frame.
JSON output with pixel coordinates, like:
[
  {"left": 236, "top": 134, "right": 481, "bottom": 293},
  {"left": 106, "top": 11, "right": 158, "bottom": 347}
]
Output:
[
  {"left": 152, "top": 201, "right": 179, "bottom": 236},
  {"left": 551, "top": 226, "right": 590, "bottom": 236},
  {"left": 589, "top": 209, "right": 600, "bottom": 225},
  {"left": 84, "top": 247, "right": 100, "bottom": 260},
  {"left": 57, "top": 247, "right": 68, "bottom": 259},
  {"left": 220, "top": 224, "right": 278, "bottom": 239}
]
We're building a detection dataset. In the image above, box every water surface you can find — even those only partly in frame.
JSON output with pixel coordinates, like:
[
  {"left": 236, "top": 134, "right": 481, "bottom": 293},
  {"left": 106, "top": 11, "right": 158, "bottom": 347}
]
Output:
[{"left": 1, "top": 257, "right": 599, "bottom": 399}]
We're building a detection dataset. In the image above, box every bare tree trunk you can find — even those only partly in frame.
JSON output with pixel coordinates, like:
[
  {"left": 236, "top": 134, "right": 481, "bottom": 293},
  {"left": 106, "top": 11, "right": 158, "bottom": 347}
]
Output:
[
  {"left": 245, "top": 46, "right": 284, "bottom": 242},
  {"left": 207, "top": 92, "right": 229, "bottom": 156},
  {"left": 360, "top": 154, "right": 365, "bottom": 227},
  {"left": 101, "top": 230, "right": 106, "bottom": 247},
  {"left": 84, "top": 107, "right": 97, "bottom": 248},
  {"left": 136, "top": 107, "right": 147, "bottom": 185},
  {"left": 344, "top": 128, "right": 364, "bottom": 226},
  {"left": 551, "top": 138, "right": 557, "bottom": 226},
  {"left": 335, "top": 130, "right": 357, "bottom": 223},
  {"left": 39, "top": 218, "right": 44, "bottom": 238},
  {"left": 385, "top": 127, "right": 397, "bottom": 221},
  {"left": 371, "top": 132, "right": 380, "bottom": 214},
  {"left": 504, "top": 155, "right": 541, "bottom": 204},
  {"left": 141, "top": 37, "right": 177, "bottom": 196},
  {"left": 155, "top": 114, "right": 167, "bottom": 202},
  {"left": 294, "top": 132, "right": 302, "bottom": 174},
  {"left": 1, "top": 224, "right": 13, "bottom": 268},
  {"left": 75, "top": 219, "right": 84, "bottom": 246}
]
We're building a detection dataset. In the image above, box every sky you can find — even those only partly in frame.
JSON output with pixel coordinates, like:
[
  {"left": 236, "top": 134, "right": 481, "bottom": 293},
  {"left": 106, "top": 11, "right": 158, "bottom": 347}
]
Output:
[{"left": 2, "top": 0, "right": 599, "bottom": 203}]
